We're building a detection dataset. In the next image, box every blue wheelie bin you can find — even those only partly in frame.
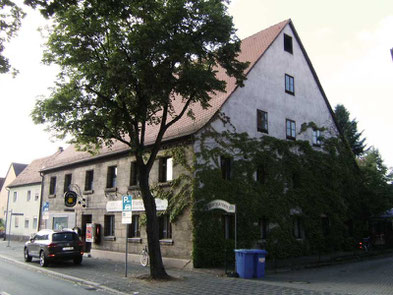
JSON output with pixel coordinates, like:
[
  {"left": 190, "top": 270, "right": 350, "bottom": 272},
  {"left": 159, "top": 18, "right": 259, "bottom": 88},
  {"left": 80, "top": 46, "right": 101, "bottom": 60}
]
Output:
[{"left": 235, "top": 249, "right": 268, "bottom": 279}]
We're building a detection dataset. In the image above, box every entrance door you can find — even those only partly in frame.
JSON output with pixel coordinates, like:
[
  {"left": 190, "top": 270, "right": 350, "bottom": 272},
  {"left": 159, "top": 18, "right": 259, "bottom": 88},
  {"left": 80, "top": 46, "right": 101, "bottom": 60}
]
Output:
[{"left": 81, "top": 214, "right": 92, "bottom": 253}]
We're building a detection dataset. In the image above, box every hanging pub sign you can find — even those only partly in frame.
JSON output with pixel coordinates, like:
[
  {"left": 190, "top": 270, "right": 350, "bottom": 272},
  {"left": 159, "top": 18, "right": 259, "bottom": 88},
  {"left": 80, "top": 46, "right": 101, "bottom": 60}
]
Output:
[{"left": 64, "top": 191, "right": 78, "bottom": 207}]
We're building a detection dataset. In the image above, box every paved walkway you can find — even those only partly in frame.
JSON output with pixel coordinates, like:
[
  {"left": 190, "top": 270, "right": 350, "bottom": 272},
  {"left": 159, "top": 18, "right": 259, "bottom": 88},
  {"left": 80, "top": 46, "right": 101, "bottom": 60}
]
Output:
[{"left": 1, "top": 240, "right": 391, "bottom": 295}]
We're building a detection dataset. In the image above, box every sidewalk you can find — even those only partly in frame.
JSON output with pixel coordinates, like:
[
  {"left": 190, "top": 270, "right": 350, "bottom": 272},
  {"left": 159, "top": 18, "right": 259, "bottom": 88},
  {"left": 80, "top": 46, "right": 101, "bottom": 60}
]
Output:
[{"left": 0, "top": 240, "right": 350, "bottom": 295}]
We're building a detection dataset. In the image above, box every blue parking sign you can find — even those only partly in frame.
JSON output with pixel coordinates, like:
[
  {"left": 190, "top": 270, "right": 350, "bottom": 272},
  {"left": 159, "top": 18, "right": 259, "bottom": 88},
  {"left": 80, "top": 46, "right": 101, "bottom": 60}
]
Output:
[{"left": 122, "top": 195, "right": 132, "bottom": 212}]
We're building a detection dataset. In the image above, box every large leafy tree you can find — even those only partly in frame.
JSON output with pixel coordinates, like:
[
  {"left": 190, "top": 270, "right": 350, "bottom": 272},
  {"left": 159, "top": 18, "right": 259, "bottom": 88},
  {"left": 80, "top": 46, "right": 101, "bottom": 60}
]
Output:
[
  {"left": 0, "top": 0, "right": 25, "bottom": 74},
  {"left": 28, "top": 0, "right": 248, "bottom": 279},
  {"left": 357, "top": 147, "right": 393, "bottom": 218},
  {"left": 334, "top": 104, "right": 367, "bottom": 156}
]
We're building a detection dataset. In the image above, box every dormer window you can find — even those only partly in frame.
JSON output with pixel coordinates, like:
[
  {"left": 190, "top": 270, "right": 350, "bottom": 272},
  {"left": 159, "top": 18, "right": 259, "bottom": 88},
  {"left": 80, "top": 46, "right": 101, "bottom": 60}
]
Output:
[{"left": 284, "top": 34, "right": 293, "bottom": 54}]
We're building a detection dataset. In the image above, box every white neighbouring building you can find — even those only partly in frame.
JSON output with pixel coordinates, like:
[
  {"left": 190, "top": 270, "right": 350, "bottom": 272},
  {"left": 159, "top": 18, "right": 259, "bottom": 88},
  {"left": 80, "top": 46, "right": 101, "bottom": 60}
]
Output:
[{"left": 6, "top": 151, "right": 61, "bottom": 240}]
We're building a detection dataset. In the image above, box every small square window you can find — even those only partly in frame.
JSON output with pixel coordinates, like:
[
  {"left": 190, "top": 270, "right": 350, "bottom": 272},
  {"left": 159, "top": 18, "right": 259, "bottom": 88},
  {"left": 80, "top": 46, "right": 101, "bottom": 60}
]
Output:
[
  {"left": 257, "top": 109, "right": 268, "bottom": 133},
  {"left": 158, "top": 157, "right": 173, "bottom": 182},
  {"left": 49, "top": 176, "right": 57, "bottom": 195},
  {"left": 220, "top": 156, "right": 232, "bottom": 180},
  {"left": 104, "top": 215, "right": 115, "bottom": 236},
  {"left": 130, "top": 161, "right": 138, "bottom": 186},
  {"left": 85, "top": 170, "right": 94, "bottom": 191},
  {"left": 293, "top": 217, "right": 303, "bottom": 239},
  {"left": 286, "top": 119, "right": 296, "bottom": 140},
  {"left": 159, "top": 214, "right": 172, "bottom": 239},
  {"left": 312, "top": 130, "right": 322, "bottom": 146},
  {"left": 285, "top": 74, "right": 295, "bottom": 95},
  {"left": 128, "top": 215, "right": 140, "bottom": 238},
  {"left": 106, "top": 166, "right": 117, "bottom": 188},
  {"left": 284, "top": 34, "right": 293, "bottom": 54},
  {"left": 64, "top": 174, "right": 72, "bottom": 193},
  {"left": 259, "top": 217, "right": 269, "bottom": 240}
]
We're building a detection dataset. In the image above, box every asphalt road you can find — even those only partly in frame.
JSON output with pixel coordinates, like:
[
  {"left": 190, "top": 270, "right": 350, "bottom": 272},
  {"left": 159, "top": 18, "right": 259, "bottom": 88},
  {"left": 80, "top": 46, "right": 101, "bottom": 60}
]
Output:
[{"left": 0, "top": 257, "right": 112, "bottom": 295}]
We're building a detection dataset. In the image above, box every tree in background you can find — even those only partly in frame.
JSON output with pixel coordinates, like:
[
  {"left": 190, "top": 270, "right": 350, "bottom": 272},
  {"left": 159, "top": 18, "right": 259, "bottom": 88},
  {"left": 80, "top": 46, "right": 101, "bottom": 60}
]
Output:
[
  {"left": 334, "top": 104, "right": 367, "bottom": 156},
  {"left": 28, "top": 0, "right": 248, "bottom": 279},
  {"left": 0, "top": 0, "right": 25, "bottom": 74},
  {"left": 357, "top": 147, "right": 393, "bottom": 218}
]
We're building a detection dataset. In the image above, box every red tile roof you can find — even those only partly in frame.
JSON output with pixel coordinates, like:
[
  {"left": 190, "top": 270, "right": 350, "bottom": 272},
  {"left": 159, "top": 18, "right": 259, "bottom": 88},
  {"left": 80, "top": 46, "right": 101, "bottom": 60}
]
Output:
[
  {"left": 8, "top": 151, "right": 62, "bottom": 187},
  {"left": 43, "top": 19, "right": 290, "bottom": 171}
]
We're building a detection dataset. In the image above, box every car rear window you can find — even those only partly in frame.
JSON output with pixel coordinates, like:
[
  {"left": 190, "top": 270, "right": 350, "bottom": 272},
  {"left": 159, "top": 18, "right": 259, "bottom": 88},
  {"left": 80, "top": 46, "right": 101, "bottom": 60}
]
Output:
[{"left": 52, "top": 232, "right": 78, "bottom": 242}]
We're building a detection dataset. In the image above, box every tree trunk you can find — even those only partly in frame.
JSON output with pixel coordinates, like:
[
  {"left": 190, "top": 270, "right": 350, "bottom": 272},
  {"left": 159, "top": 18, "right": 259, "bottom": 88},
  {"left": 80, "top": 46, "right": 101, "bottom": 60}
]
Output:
[{"left": 139, "top": 167, "right": 169, "bottom": 279}]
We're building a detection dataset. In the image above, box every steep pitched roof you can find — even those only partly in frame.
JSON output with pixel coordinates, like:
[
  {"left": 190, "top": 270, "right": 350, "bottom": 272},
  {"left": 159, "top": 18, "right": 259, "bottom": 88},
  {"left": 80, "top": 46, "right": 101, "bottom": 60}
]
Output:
[
  {"left": 8, "top": 151, "right": 62, "bottom": 188},
  {"left": 42, "top": 19, "right": 291, "bottom": 171},
  {"left": 0, "top": 178, "right": 5, "bottom": 191},
  {"left": 12, "top": 163, "right": 28, "bottom": 176}
]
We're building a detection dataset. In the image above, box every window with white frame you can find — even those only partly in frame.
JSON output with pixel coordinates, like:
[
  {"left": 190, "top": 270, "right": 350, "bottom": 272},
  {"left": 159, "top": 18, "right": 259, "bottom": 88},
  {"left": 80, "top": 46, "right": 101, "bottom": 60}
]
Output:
[
  {"left": 33, "top": 217, "right": 38, "bottom": 229},
  {"left": 286, "top": 119, "right": 296, "bottom": 140},
  {"left": 312, "top": 129, "right": 322, "bottom": 146},
  {"left": 13, "top": 191, "right": 18, "bottom": 202},
  {"left": 285, "top": 74, "right": 295, "bottom": 95},
  {"left": 25, "top": 218, "right": 29, "bottom": 229},
  {"left": 27, "top": 190, "right": 31, "bottom": 202}
]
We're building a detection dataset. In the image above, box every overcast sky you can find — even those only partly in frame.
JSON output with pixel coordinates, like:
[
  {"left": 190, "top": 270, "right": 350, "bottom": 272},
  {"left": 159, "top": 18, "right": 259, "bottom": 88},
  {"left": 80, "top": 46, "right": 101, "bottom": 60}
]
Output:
[{"left": 0, "top": 0, "right": 392, "bottom": 177}]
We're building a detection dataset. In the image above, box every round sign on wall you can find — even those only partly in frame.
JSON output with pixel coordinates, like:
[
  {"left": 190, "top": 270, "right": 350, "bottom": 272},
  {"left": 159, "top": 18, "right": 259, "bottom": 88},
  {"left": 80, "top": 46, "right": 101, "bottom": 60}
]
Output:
[{"left": 64, "top": 191, "right": 78, "bottom": 207}]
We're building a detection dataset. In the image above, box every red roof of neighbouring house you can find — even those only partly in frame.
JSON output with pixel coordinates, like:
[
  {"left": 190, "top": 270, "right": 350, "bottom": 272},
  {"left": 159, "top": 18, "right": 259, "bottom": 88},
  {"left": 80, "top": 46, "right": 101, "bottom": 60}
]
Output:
[
  {"left": 42, "top": 20, "right": 292, "bottom": 171},
  {"left": 8, "top": 151, "right": 63, "bottom": 187}
]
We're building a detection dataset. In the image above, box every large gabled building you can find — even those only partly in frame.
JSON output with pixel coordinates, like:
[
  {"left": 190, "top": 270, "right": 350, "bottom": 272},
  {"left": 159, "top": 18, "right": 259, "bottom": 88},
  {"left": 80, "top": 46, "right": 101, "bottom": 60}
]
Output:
[{"left": 38, "top": 20, "right": 340, "bottom": 267}]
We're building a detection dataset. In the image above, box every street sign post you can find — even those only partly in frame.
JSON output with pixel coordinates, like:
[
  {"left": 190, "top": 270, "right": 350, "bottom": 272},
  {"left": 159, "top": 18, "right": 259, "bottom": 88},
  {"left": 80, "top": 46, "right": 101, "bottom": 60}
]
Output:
[{"left": 122, "top": 195, "right": 132, "bottom": 277}]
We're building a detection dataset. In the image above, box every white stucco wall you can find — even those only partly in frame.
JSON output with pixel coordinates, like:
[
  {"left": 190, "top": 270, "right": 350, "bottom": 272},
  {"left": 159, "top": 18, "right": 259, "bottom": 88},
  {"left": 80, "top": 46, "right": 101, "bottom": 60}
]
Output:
[
  {"left": 209, "top": 24, "right": 338, "bottom": 142},
  {"left": 0, "top": 167, "right": 17, "bottom": 221},
  {"left": 7, "top": 184, "right": 41, "bottom": 237}
]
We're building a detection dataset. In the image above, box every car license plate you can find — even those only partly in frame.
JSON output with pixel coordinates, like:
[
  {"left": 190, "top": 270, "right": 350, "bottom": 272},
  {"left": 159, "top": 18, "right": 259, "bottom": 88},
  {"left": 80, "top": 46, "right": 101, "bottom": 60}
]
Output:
[{"left": 63, "top": 247, "right": 74, "bottom": 251}]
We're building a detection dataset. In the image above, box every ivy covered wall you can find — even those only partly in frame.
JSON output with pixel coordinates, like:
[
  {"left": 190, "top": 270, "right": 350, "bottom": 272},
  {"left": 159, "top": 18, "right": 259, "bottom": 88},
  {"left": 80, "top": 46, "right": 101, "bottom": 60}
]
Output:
[{"left": 191, "top": 130, "right": 368, "bottom": 267}]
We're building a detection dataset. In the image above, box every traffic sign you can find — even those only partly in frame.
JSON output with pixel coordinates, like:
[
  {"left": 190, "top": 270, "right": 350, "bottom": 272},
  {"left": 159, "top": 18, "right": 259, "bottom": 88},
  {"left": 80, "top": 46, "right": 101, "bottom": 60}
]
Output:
[{"left": 122, "top": 195, "right": 132, "bottom": 224}]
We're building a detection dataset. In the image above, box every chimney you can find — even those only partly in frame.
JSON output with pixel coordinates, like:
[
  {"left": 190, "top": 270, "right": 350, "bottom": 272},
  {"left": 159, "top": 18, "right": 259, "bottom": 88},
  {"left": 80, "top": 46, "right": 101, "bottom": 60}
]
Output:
[{"left": 58, "top": 147, "right": 64, "bottom": 153}]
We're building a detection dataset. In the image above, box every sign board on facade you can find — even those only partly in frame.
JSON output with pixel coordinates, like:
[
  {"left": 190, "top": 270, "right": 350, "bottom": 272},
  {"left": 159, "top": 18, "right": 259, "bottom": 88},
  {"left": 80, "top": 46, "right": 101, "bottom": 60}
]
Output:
[
  {"left": 86, "top": 223, "right": 93, "bottom": 243},
  {"left": 106, "top": 198, "right": 168, "bottom": 212},
  {"left": 122, "top": 195, "right": 132, "bottom": 224},
  {"left": 206, "top": 199, "right": 236, "bottom": 213},
  {"left": 64, "top": 191, "right": 78, "bottom": 207},
  {"left": 42, "top": 202, "right": 49, "bottom": 220}
]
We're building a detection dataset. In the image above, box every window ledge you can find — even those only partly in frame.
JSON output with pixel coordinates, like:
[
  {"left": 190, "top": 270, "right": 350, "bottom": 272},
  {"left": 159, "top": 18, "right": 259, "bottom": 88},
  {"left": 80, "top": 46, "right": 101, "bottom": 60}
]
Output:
[
  {"left": 157, "top": 181, "right": 172, "bottom": 188},
  {"left": 159, "top": 239, "right": 174, "bottom": 245},
  {"left": 127, "top": 185, "right": 140, "bottom": 190},
  {"left": 127, "top": 238, "right": 142, "bottom": 243},
  {"left": 104, "top": 236, "right": 116, "bottom": 241},
  {"left": 48, "top": 194, "right": 56, "bottom": 199},
  {"left": 285, "top": 90, "right": 295, "bottom": 96},
  {"left": 83, "top": 190, "right": 94, "bottom": 195},
  {"left": 105, "top": 187, "right": 117, "bottom": 193}
]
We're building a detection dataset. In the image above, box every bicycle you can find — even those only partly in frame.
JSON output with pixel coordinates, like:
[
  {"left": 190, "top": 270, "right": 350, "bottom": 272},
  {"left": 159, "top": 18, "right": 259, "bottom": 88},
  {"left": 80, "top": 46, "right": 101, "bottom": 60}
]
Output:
[{"left": 140, "top": 245, "right": 149, "bottom": 267}]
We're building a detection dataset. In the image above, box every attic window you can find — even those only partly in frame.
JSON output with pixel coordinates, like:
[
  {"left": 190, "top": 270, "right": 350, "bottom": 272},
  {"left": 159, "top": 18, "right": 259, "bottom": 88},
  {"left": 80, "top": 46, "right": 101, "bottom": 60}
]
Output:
[{"left": 284, "top": 34, "right": 293, "bottom": 54}]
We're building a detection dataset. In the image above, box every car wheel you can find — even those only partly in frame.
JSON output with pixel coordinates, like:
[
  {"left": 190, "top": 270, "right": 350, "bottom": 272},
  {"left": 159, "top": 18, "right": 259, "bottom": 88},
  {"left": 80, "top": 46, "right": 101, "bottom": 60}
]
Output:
[
  {"left": 73, "top": 255, "right": 83, "bottom": 265},
  {"left": 24, "top": 248, "right": 32, "bottom": 262},
  {"left": 39, "top": 251, "right": 48, "bottom": 267}
]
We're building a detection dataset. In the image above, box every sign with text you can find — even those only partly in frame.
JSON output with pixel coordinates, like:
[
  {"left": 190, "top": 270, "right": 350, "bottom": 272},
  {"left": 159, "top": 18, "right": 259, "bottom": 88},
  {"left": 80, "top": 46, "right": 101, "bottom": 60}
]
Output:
[
  {"left": 86, "top": 223, "right": 93, "bottom": 242},
  {"left": 106, "top": 198, "right": 168, "bottom": 212},
  {"left": 206, "top": 199, "right": 236, "bottom": 213},
  {"left": 122, "top": 195, "right": 132, "bottom": 224}
]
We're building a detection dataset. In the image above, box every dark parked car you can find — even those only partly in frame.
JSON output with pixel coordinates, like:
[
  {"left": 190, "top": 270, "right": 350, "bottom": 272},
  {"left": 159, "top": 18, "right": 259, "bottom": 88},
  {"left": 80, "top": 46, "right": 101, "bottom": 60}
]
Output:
[{"left": 24, "top": 229, "right": 84, "bottom": 267}]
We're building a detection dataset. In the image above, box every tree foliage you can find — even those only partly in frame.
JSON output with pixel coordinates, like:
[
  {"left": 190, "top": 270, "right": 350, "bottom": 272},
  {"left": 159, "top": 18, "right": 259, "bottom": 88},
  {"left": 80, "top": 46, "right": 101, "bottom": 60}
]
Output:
[
  {"left": 28, "top": 0, "right": 248, "bottom": 279},
  {"left": 0, "top": 0, "right": 25, "bottom": 74},
  {"left": 357, "top": 147, "right": 393, "bottom": 218},
  {"left": 334, "top": 104, "right": 367, "bottom": 156}
]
